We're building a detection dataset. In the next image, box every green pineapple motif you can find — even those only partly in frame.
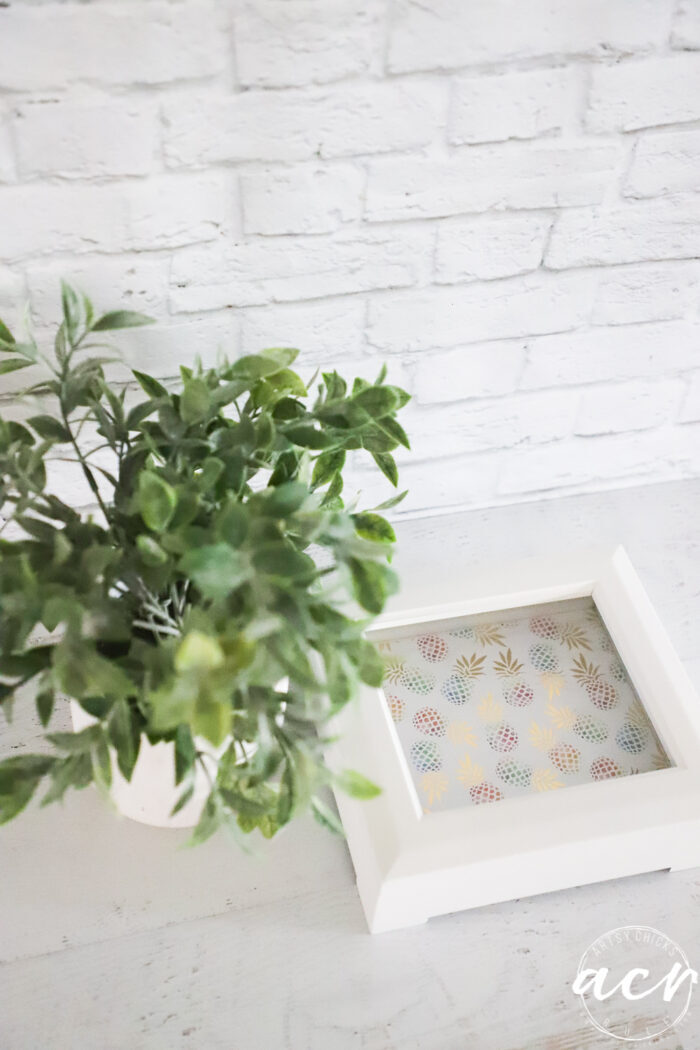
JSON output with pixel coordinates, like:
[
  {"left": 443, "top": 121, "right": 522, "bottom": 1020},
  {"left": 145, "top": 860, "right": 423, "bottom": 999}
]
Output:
[
  {"left": 573, "top": 713, "right": 608, "bottom": 744},
  {"left": 496, "top": 759, "right": 532, "bottom": 789},
  {"left": 529, "top": 642, "right": 559, "bottom": 673}
]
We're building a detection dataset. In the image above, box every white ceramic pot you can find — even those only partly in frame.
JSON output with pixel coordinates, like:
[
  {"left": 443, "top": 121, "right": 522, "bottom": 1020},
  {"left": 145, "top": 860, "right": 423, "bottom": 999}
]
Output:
[{"left": 70, "top": 701, "right": 227, "bottom": 829}]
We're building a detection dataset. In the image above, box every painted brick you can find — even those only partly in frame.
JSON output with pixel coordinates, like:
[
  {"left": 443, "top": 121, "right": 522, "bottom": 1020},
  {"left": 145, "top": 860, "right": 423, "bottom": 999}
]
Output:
[
  {"left": 0, "top": 175, "right": 227, "bottom": 260},
  {"left": 399, "top": 389, "right": 577, "bottom": 461},
  {"left": 240, "top": 165, "right": 364, "bottom": 235},
  {"left": 680, "top": 372, "right": 700, "bottom": 423},
  {"left": 367, "top": 271, "right": 595, "bottom": 353},
  {"left": 625, "top": 128, "right": 700, "bottom": 199},
  {"left": 234, "top": 0, "right": 383, "bottom": 87},
  {"left": 592, "top": 262, "right": 699, "bottom": 326},
  {"left": 366, "top": 143, "right": 619, "bottom": 222},
  {"left": 164, "top": 81, "right": 445, "bottom": 167},
  {"left": 388, "top": 0, "right": 672, "bottom": 73},
  {"left": 0, "top": 115, "right": 14, "bottom": 183},
  {"left": 0, "top": 268, "right": 25, "bottom": 326},
  {"left": 547, "top": 193, "right": 700, "bottom": 269},
  {"left": 107, "top": 314, "right": 240, "bottom": 380},
  {"left": 673, "top": 1, "right": 700, "bottom": 47},
  {"left": 14, "top": 101, "right": 158, "bottom": 180},
  {"left": 500, "top": 429, "right": 688, "bottom": 495},
  {"left": 240, "top": 299, "right": 366, "bottom": 361},
  {"left": 449, "top": 68, "right": 579, "bottom": 145},
  {"left": 411, "top": 342, "right": 524, "bottom": 403},
  {"left": 26, "top": 257, "right": 171, "bottom": 332},
  {"left": 349, "top": 450, "right": 503, "bottom": 514},
  {"left": 0, "top": 3, "right": 228, "bottom": 92},
  {"left": 170, "top": 227, "right": 432, "bottom": 312},
  {"left": 521, "top": 321, "right": 700, "bottom": 389},
  {"left": 575, "top": 379, "right": 683, "bottom": 435},
  {"left": 587, "top": 54, "right": 700, "bottom": 132},
  {"left": 435, "top": 213, "right": 552, "bottom": 283}
]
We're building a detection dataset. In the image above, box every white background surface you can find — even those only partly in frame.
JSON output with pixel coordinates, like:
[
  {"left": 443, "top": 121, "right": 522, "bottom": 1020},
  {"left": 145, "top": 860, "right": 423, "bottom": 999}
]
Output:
[
  {"left": 2, "top": 477, "right": 700, "bottom": 1049},
  {"left": 1, "top": 1, "right": 700, "bottom": 516}
]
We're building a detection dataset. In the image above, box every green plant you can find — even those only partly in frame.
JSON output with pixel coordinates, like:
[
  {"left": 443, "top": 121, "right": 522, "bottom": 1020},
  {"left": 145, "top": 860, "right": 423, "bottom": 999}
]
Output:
[{"left": 0, "top": 283, "right": 410, "bottom": 843}]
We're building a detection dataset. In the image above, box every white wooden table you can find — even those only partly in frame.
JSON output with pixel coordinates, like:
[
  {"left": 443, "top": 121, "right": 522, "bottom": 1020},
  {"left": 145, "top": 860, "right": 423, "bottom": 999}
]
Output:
[{"left": 2, "top": 479, "right": 700, "bottom": 1050}]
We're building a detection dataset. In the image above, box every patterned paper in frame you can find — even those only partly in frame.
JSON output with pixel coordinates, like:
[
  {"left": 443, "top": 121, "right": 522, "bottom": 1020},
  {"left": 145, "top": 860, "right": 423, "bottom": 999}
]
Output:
[{"left": 379, "top": 597, "right": 671, "bottom": 815}]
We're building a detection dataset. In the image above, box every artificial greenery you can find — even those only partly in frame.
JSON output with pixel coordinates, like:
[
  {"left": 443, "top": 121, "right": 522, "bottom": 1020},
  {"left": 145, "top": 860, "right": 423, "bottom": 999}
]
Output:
[{"left": 0, "top": 283, "right": 410, "bottom": 843}]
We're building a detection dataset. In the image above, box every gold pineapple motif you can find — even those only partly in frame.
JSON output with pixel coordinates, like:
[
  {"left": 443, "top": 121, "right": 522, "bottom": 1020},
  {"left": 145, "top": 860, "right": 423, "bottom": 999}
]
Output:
[
  {"left": 446, "top": 722, "right": 477, "bottom": 747},
  {"left": 473, "top": 623, "right": 506, "bottom": 648},
  {"left": 532, "top": 767, "right": 565, "bottom": 792},
  {"left": 455, "top": 653, "right": 487, "bottom": 680},
  {"left": 457, "top": 753, "right": 502, "bottom": 804},
  {"left": 494, "top": 648, "right": 534, "bottom": 708},
  {"left": 421, "top": 771, "right": 448, "bottom": 805},
  {"left": 571, "top": 654, "right": 618, "bottom": 710},
  {"left": 440, "top": 652, "right": 486, "bottom": 706},
  {"left": 559, "top": 623, "right": 592, "bottom": 652}
]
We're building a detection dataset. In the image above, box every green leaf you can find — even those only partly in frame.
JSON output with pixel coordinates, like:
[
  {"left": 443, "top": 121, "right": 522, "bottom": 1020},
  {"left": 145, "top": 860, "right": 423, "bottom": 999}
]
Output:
[
  {"left": 267, "top": 368, "right": 307, "bottom": 397},
  {"left": 277, "top": 739, "right": 314, "bottom": 825},
  {"left": 126, "top": 400, "right": 159, "bottom": 429},
  {"left": 230, "top": 351, "right": 294, "bottom": 381},
  {"left": 215, "top": 498, "right": 248, "bottom": 547},
  {"left": 311, "top": 795, "right": 345, "bottom": 836},
  {"left": 348, "top": 558, "right": 398, "bottom": 615},
  {"left": 175, "top": 631, "right": 224, "bottom": 672},
  {"left": 371, "top": 451, "right": 399, "bottom": 487},
  {"left": 376, "top": 415, "right": 410, "bottom": 450},
  {"left": 260, "top": 347, "right": 299, "bottom": 369},
  {"left": 174, "top": 725, "right": 196, "bottom": 786},
  {"left": 0, "top": 358, "right": 31, "bottom": 375},
  {"left": 321, "top": 371, "right": 346, "bottom": 400},
  {"left": 171, "top": 782, "right": 195, "bottom": 817},
  {"left": 253, "top": 543, "right": 316, "bottom": 582},
  {"left": 334, "top": 769, "right": 381, "bottom": 800},
  {"left": 132, "top": 370, "right": 168, "bottom": 397},
  {"left": 92, "top": 310, "right": 154, "bottom": 332},
  {"left": 61, "top": 281, "right": 81, "bottom": 344},
  {"left": 138, "top": 471, "right": 177, "bottom": 532},
  {"left": 0, "top": 317, "right": 15, "bottom": 345},
  {"left": 0, "top": 754, "right": 55, "bottom": 824},
  {"left": 283, "top": 423, "right": 331, "bottom": 449},
  {"left": 352, "top": 512, "right": 396, "bottom": 544},
  {"left": 180, "top": 378, "right": 211, "bottom": 424},
  {"left": 197, "top": 456, "right": 224, "bottom": 489},
  {"left": 192, "top": 696, "right": 231, "bottom": 746},
  {"left": 352, "top": 385, "right": 400, "bottom": 417},
  {"left": 372, "top": 489, "right": 408, "bottom": 512},
  {"left": 108, "top": 698, "right": 139, "bottom": 781},
  {"left": 180, "top": 544, "right": 251, "bottom": 600},
  {"left": 35, "top": 686, "right": 55, "bottom": 728},
  {"left": 136, "top": 534, "right": 168, "bottom": 566},
  {"left": 148, "top": 676, "right": 197, "bottom": 733},
  {"left": 186, "top": 794, "right": 223, "bottom": 847},
  {"left": 41, "top": 753, "right": 92, "bottom": 806},
  {"left": 261, "top": 481, "right": 309, "bottom": 517},
  {"left": 47, "top": 726, "right": 102, "bottom": 754},
  {"left": 27, "top": 415, "right": 71, "bottom": 443},
  {"left": 311, "top": 449, "right": 345, "bottom": 488},
  {"left": 0, "top": 646, "right": 54, "bottom": 680},
  {"left": 357, "top": 640, "right": 385, "bottom": 687}
]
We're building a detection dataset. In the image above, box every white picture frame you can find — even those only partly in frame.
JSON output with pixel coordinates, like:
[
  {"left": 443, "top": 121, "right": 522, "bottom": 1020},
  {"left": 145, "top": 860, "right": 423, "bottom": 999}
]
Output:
[{"left": 327, "top": 546, "right": 700, "bottom": 934}]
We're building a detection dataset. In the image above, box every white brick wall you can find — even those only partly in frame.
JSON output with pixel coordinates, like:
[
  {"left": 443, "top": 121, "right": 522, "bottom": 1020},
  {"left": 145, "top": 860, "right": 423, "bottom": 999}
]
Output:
[{"left": 0, "top": 0, "right": 699, "bottom": 518}]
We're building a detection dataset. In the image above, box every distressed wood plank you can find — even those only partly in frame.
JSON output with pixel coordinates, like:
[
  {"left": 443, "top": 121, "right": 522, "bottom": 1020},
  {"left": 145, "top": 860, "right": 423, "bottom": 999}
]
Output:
[{"left": 2, "top": 477, "right": 699, "bottom": 1047}]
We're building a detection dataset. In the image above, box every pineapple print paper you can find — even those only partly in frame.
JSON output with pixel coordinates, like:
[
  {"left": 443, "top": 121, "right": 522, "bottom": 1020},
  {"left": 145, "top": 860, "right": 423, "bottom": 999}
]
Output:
[{"left": 378, "top": 597, "right": 671, "bottom": 814}]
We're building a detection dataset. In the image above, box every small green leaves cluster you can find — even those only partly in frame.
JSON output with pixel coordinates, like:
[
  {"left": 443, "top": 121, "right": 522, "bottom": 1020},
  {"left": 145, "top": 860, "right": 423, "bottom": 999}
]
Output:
[{"left": 0, "top": 283, "right": 409, "bottom": 843}]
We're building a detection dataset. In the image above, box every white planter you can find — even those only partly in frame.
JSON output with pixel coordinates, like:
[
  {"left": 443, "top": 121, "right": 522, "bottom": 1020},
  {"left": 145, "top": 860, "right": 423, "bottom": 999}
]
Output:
[{"left": 70, "top": 701, "right": 226, "bottom": 829}]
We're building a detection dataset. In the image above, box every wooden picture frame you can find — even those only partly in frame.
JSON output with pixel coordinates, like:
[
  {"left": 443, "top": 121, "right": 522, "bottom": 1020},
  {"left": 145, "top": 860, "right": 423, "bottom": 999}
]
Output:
[{"left": 327, "top": 547, "right": 700, "bottom": 934}]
